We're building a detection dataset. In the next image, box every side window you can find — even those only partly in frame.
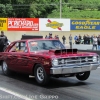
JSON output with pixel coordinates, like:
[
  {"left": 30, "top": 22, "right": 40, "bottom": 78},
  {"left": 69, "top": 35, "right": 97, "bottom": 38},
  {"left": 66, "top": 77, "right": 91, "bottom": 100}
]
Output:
[
  {"left": 29, "top": 41, "right": 38, "bottom": 51},
  {"left": 9, "top": 42, "right": 28, "bottom": 52},
  {"left": 19, "top": 42, "right": 28, "bottom": 52},
  {"left": 9, "top": 42, "right": 19, "bottom": 52}
]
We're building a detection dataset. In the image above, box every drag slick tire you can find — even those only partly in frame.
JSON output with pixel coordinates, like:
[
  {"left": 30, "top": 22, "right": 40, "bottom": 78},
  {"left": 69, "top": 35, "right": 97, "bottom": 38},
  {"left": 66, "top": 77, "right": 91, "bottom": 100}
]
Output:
[
  {"left": 34, "top": 64, "right": 50, "bottom": 85},
  {"left": 76, "top": 71, "right": 90, "bottom": 81},
  {"left": 2, "top": 61, "right": 12, "bottom": 76}
]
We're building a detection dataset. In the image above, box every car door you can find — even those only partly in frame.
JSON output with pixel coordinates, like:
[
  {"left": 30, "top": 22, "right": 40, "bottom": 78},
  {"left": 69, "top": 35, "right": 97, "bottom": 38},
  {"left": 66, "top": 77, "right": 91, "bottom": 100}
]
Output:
[
  {"left": 14, "top": 41, "right": 30, "bottom": 73},
  {"left": 7, "top": 42, "right": 21, "bottom": 71},
  {"left": 7, "top": 41, "right": 32, "bottom": 74}
]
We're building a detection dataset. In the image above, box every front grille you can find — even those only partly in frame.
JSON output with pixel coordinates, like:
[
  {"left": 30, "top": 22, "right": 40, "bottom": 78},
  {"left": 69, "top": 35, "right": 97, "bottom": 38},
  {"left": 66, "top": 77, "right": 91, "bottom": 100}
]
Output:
[
  {"left": 58, "top": 56, "right": 95, "bottom": 65},
  {"left": 81, "top": 57, "right": 93, "bottom": 63}
]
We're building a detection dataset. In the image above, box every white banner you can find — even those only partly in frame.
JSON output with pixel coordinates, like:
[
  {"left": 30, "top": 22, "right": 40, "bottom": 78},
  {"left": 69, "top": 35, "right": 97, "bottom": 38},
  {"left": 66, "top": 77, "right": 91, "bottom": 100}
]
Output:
[{"left": 39, "top": 18, "right": 70, "bottom": 31}]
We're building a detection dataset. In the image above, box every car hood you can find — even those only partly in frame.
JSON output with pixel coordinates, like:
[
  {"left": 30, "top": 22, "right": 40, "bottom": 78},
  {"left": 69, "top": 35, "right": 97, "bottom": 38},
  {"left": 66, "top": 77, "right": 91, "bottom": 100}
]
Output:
[{"left": 30, "top": 49, "right": 98, "bottom": 59}]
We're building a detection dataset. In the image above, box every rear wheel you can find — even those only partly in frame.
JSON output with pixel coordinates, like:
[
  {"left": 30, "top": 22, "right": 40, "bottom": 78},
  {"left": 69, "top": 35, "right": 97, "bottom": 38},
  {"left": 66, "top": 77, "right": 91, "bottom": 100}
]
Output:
[
  {"left": 2, "top": 61, "right": 12, "bottom": 75},
  {"left": 34, "top": 64, "right": 50, "bottom": 85},
  {"left": 76, "top": 71, "right": 90, "bottom": 81}
]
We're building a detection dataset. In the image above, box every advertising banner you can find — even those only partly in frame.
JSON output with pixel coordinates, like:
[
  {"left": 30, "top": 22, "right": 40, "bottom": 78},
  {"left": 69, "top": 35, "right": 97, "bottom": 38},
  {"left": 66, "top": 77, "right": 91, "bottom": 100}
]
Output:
[
  {"left": 8, "top": 18, "right": 39, "bottom": 31},
  {"left": 39, "top": 18, "right": 70, "bottom": 31},
  {"left": 0, "top": 18, "right": 7, "bottom": 31},
  {"left": 71, "top": 19, "right": 100, "bottom": 30}
]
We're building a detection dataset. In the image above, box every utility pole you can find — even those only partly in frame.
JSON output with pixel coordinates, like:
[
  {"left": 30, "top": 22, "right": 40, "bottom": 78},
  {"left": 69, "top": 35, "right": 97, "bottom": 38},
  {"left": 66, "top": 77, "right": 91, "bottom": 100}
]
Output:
[{"left": 60, "top": 0, "right": 62, "bottom": 18}]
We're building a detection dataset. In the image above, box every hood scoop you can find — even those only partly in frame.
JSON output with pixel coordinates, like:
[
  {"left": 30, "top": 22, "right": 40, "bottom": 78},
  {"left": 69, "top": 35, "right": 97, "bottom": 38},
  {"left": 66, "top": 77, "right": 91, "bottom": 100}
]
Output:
[{"left": 49, "top": 49, "right": 77, "bottom": 55}]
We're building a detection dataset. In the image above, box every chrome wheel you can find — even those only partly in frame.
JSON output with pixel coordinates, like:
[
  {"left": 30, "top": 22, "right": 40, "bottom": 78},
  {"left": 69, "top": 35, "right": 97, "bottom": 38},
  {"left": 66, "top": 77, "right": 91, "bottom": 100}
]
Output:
[
  {"left": 37, "top": 67, "right": 44, "bottom": 82},
  {"left": 34, "top": 64, "right": 50, "bottom": 85}
]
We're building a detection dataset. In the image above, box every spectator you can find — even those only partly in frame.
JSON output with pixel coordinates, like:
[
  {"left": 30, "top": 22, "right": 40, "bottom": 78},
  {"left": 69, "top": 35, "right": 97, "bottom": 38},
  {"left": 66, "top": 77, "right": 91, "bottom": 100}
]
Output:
[
  {"left": 48, "top": 32, "right": 53, "bottom": 39},
  {"left": 74, "top": 35, "right": 78, "bottom": 44},
  {"left": 69, "top": 34, "right": 72, "bottom": 48},
  {"left": 76, "top": 37, "right": 80, "bottom": 44},
  {"left": 55, "top": 35, "right": 59, "bottom": 39},
  {"left": 45, "top": 35, "right": 48, "bottom": 39},
  {"left": 83, "top": 35, "right": 86, "bottom": 44},
  {"left": 79, "top": 34, "right": 81, "bottom": 41},
  {"left": 62, "top": 35, "right": 66, "bottom": 44},
  {"left": 57, "top": 35, "right": 59, "bottom": 39},
  {"left": 92, "top": 35, "right": 98, "bottom": 50},
  {"left": 55, "top": 35, "right": 57, "bottom": 39},
  {"left": 0, "top": 31, "right": 8, "bottom": 52},
  {"left": 87, "top": 35, "right": 90, "bottom": 44},
  {"left": 90, "top": 35, "right": 93, "bottom": 44},
  {"left": 98, "top": 35, "right": 100, "bottom": 50},
  {"left": 78, "top": 34, "right": 82, "bottom": 44}
]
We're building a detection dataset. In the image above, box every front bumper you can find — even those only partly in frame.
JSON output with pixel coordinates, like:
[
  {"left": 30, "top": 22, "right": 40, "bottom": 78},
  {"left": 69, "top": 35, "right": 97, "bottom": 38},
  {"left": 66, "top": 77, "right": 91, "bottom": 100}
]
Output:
[{"left": 50, "top": 63, "right": 100, "bottom": 75}]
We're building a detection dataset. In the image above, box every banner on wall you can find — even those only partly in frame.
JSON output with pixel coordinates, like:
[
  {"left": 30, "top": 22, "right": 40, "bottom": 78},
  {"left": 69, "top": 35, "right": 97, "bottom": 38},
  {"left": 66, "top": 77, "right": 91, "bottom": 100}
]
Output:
[
  {"left": 0, "top": 18, "right": 7, "bottom": 31},
  {"left": 71, "top": 19, "right": 100, "bottom": 30},
  {"left": 8, "top": 18, "right": 39, "bottom": 31},
  {"left": 39, "top": 18, "right": 70, "bottom": 31}
]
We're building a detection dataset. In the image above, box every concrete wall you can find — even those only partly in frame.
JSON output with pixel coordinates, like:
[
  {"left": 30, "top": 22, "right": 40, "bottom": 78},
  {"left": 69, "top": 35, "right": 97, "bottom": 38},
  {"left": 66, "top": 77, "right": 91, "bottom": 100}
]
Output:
[{"left": 3, "top": 31, "right": 100, "bottom": 43}]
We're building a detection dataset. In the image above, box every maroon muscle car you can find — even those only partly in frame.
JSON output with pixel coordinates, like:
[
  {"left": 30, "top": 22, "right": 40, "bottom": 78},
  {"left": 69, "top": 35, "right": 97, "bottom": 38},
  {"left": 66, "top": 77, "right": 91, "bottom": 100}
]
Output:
[{"left": 0, "top": 39, "right": 99, "bottom": 85}]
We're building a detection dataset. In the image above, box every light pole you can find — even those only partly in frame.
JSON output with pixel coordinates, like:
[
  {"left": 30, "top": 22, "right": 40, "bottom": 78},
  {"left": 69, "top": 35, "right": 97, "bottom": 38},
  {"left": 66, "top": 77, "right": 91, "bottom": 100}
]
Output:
[{"left": 60, "top": 0, "right": 62, "bottom": 18}]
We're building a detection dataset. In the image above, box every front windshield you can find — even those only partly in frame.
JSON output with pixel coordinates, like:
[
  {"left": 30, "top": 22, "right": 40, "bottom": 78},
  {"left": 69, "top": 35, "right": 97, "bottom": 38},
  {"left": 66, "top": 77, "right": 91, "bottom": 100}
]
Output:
[{"left": 29, "top": 40, "right": 65, "bottom": 52}]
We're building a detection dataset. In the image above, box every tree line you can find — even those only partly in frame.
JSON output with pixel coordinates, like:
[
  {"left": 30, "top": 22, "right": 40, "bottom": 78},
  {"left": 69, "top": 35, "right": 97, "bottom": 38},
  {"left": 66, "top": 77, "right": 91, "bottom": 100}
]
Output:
[{"left": 0, "top": 0, "right": 100, "bottom": 18}]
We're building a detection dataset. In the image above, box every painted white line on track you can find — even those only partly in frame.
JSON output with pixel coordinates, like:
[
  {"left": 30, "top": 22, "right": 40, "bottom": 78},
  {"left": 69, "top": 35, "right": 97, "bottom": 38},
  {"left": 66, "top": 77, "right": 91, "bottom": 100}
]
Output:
[
  {"left": 0, "top": 87, "right": 34, "bottom": 100},
  {"left": 98, "top": 67, "right": 100, "bottom": 68}
]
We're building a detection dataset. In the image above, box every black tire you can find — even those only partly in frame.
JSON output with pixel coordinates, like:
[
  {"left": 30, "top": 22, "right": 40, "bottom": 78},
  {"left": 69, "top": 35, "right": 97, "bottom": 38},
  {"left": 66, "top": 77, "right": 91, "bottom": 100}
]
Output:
[
  {"left": 1, "top": 61, "right": 12, "bottom": 76},
  {"left": 34, "top": 64, "right": 50, "bottom": 85},
  {"left": 76, "top": 71, "right": 90, "bottom": 81}
]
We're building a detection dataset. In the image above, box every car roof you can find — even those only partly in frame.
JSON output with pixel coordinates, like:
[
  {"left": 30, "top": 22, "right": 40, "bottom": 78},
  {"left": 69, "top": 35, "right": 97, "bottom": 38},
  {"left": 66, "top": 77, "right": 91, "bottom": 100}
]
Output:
[{"left": 12, "top": 38, "right": 58, "bottom": 43}]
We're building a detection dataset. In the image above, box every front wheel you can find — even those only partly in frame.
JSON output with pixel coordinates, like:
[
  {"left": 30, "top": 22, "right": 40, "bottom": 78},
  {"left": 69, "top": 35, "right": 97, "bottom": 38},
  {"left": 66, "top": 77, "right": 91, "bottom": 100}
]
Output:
[
  {"left": 76, "top": 71, "right": 90, "bottom": 81},
  {"left": 34, "top": 64, "right": 50, "bottom": 86}
]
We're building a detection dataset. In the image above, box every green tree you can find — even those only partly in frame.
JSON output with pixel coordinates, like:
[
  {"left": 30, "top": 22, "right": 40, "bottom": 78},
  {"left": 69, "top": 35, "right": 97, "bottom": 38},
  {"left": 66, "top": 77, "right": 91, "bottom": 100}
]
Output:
[
  {"left": 0, "top": 4, "right": 6, "bottom": 17},
  {"left": 29, "top": 0, "right": 58, "bottom": 18},
  {"left": 11, "top": 0, "right": 31, "bottom": 17},
  {"left": 6, "top": 4, "right": 14, "bottom": 17},
  {"left": 0, "top": 0, "right": 100, "bottom": 18}
]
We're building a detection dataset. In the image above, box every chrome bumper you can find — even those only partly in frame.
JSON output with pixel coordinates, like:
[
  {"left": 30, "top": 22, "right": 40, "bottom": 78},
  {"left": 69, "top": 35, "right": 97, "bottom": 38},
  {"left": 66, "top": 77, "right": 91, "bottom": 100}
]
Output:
[{"left": 50, "top": 63, "right": 100, "bottom": 75}]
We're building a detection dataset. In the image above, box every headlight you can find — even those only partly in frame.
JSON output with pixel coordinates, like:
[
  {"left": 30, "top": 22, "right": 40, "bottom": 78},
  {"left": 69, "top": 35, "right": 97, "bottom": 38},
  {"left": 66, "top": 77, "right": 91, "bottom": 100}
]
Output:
[
  {"left": 93, "top": 56, "right": 97, "bottom": 62},
  {"left": 52, "top": 59, "right": 58, "bottom": 66}
]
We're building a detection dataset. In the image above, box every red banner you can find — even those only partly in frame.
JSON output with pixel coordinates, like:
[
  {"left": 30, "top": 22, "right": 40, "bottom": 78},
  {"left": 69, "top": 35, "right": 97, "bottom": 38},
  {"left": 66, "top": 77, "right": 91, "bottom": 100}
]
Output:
[{"left": 8, "top": 18, "right": 39, "bottom": 31}]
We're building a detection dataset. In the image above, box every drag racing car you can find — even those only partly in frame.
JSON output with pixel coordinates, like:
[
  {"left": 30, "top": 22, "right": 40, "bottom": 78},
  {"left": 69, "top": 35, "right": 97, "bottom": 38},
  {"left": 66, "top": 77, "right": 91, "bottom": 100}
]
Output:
[{"left": 0, "top": 37, "right": 99, "bottom": 85}]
